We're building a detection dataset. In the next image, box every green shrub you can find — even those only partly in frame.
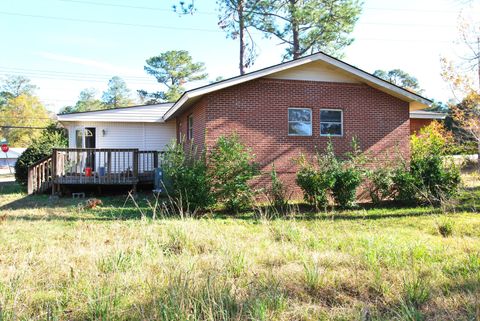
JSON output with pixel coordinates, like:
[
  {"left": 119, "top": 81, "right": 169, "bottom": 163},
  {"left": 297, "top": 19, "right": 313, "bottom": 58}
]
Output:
[
  {"left": 296, "top": 145, "right": 336, "bottom": 209},
  {"left": 392, "top": 123, "right": 461, "bottom": 205},
  {"left": 208, "top": 134, "right": 259, "bottom": 213},
  {"left": 296, "top": 140, "right": 364, "bottom": 209},
  {"left": 266, "top": 164, "right": 289, "bottom": 210},
  {"left": 161, "top": 141, "right": 214, "bottom": 214},
  {"left": 437, "top": 216, "right": 454, "bottom": 237},
  {"left": 14, "top": 124, "right": 67, "bottom": 185},
  {"left": 365, "top": 166, "right": 394, "bottom": 204},
  {"left": 392, "top": 164, "right": 419, "bottom": 205},
  {"left": 332, "top": 166, "right": 362, "bottom": 208}
]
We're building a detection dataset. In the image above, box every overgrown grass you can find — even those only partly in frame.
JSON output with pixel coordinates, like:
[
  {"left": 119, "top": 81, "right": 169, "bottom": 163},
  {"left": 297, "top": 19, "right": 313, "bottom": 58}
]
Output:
[{"left": 0, "top": 183, "right": 479, "bottom": 320}]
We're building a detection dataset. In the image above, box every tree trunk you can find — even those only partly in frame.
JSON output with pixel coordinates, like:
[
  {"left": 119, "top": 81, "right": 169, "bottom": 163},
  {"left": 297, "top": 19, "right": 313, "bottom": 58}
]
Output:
[
  {"left": 238, "top": 0, "right": 245, "bottom": 75},
  {"left": 290, "top": 0, "right": 300, "bottom": 59}
]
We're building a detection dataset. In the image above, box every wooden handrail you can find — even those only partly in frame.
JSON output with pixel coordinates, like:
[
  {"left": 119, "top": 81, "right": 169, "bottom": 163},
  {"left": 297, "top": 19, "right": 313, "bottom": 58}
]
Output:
[
  {"left": 28, "top": 155, "right": 53, "bottom": 170},
  {"left": 27, "top": 148, "right": 166, "bottom": 194}
]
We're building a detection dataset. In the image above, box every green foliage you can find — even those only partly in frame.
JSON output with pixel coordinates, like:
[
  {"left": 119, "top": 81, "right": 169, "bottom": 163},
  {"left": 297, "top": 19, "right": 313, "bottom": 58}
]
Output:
[
  {"left": 296, "top": 140, "right": 364, "bottom": 209},
  {"left": 252, "top": 0, "right": 363, "bottom": 59},
  {"left": 161, "top": 141, "right": 214, "bottom": 214},
  {"left": 217, "top": 0, "right": 261, "bottom": 74},
  {"left": 393, "top": 123, "right": 461, "bottom": 205},
  {"left": 14, "top": 124, "right": 67, "bottom": 185},
  {"left": 373, "top": 69, "right": 423, "bottom": 94},
  {"left": 365, "top": 166, "right": 394, "bottom": 204},
  {"left": 410, "top": 123, "right": 461, "bottom": 204},
  {"left": 142, "top": 50, "right": 207, "bottom": 102},
  {"left": 208, "top": 134, "right": 259, "bottom": 213},
  {"left": 296, "top": 144, "right": 336, "bottom": 209},
  {"left": 391, "top": 164, "right": 419, "bottom": 205},
  {"left": 101, "top": 76, "right": 133, "bottom": 108},
  {"left": 0, "top": 86, "right": 51, "bottom": 147},
  {"left": 0, "top": 75, "right": 37, "bottom": 98},
  {"left": 437, "top": 216, "right": 454, "bottom": 237},
  {"left": 266, "top": 164, "right": 289, "bottom": 210},
  {"left": 59, "top": 88, "right": 105, "bottom": 114}
]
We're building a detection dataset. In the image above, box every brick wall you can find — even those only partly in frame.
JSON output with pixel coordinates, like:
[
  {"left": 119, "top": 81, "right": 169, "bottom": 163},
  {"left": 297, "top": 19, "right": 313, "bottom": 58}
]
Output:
[
  {"left": 177, "top": 78, "right": 411, "bottom": 196},
  {"left": 410, "top": 118, "right": 432, "bottom": 135},
  {"left": 176, "top": 97, "right": 207, "bottom": 151}
]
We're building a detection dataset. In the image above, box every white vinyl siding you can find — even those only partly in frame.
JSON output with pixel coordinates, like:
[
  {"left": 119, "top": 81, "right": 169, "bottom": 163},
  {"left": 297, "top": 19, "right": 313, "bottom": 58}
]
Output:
[
  {"left": 66, "top": 121, "right": 176, "bottom": 151},
  {"left": 320, "top": 109, "right": 343, "bottom": 136}
]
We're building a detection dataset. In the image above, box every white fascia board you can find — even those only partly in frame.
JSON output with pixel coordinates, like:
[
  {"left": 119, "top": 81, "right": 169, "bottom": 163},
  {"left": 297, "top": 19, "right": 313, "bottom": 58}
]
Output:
[
  {"left": 163, "top": 52, "right": 432, "bottom": 120},
  {"left": 410, "top": 111, "right": 446, "bottom": 120}
]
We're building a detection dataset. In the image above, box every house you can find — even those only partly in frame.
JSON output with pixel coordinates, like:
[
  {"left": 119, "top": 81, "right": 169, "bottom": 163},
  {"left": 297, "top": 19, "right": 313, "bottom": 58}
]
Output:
[
  {"left": 57, "top": 103, "right": 175, "bottom": 150},
  {"left": 164, "top": 52, "right": 431, "bottom": 190},
  {"left": 409, "top": 110, "right": 446, "bottom": 135},
  {"left": 31, "top": 51, "right": 431, "bottom": 195},
  {"left": 0, "top": 148, "right": 26, "bottom": 170}
]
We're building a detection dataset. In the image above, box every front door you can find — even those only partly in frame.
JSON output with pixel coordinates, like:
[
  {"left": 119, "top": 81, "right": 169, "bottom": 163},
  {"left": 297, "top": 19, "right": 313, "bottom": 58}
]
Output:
[{"left": 84, "top": 127, "right": 96, "bottom": 169}]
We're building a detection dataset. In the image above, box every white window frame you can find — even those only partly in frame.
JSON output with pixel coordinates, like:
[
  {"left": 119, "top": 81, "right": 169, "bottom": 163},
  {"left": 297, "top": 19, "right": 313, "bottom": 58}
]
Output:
[
  {"left": 288, "top": 107, "right": 313, "bottom": 136},
  {"left": 320, "top": 109, "right": 343, "bottom": 137},
  {"left": 187, "top": 114, "right": 193, "bottom": 140}
]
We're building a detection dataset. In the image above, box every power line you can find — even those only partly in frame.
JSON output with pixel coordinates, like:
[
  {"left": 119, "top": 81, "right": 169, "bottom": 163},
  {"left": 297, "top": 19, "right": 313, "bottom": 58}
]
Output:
[
  {"left": 59, "top": 0, "right": 457, "bottom": 15},
  {"left": 59, "top": 0, "right": 217, "bottom": 15},
  {"left": 0, "top": 67, "right": 152, "bottom": 81},
  {"left": 0, "top": 125, "right": 48, "bottom": 130},
  {"left": 0, "top": 116, "right": 54, "bottom": 120},
  {"left": 0, "top": 11, "right": 221, "bottom": 33},
  {"left": 0, "top": 10, "right": 457, "bottom": 33}
]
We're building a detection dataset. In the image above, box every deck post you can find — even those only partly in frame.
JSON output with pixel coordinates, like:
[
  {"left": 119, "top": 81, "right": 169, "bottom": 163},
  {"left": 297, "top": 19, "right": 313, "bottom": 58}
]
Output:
[
  {"left": 27, "top": 166, "right": 33, "bottom": 194},
  {"left": 153, "top": 151, "right": 159, "bottom": 168},
  {"left": 133, "top": 149, "right": 139, "bottom": 178},
  {"left": 51, "top": 149, "right": 57, "bottom": 195}
]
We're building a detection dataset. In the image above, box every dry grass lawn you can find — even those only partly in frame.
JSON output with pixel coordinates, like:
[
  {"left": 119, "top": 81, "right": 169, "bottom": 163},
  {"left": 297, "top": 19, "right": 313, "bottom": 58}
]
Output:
[{"left": 0, "top": 181, "right": 479, "bottom": 320}]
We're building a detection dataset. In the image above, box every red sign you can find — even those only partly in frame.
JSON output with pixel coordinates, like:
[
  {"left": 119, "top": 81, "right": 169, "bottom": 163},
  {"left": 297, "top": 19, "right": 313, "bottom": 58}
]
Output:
[{"left": 1, "top": 144, "right": 8, "bottom": 153}]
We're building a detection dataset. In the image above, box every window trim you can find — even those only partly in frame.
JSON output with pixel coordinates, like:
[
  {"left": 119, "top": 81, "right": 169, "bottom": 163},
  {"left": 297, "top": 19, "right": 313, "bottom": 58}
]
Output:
[
  {"left": 320, "top": 109, "right": 343, "bottom": 137},
  {"left": 288, "top": 107, "right": 313, "bottom": 137},
  {"left": 187, "top": 114, "right": 193, "bottom": 140}
]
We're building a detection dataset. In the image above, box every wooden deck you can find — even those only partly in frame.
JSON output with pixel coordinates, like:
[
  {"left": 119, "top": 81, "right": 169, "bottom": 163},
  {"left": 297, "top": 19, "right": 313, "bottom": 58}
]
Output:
[{"left": 28, "top": 148, "right": 162, "bottom": 195}]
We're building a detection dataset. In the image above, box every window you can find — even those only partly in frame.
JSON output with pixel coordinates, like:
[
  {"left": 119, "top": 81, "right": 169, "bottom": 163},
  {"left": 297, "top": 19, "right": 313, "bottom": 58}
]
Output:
[
  {"left": 320, "top": 109, "right": 343, "bottom": 136},
  {"left": 187, "top": 114, "right": 193, "bottom": 140},
  {"left": 288, "top": 108, "right": 312, "bottom": 136}
]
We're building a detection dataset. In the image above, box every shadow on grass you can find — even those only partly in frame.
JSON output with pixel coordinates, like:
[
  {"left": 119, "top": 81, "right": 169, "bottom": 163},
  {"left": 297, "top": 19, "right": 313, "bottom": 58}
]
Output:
[
  {"left": 0, "top": 181, "right": 25, "bottom": 195},
  {"left": 2, "top": 182, "right": 478, "bottom": 223}
]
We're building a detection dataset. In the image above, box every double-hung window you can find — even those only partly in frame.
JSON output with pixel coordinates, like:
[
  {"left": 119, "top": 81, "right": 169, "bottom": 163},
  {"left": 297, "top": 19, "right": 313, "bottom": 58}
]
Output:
[
  {"left": 288, "top": 108, "right": 312, "bottom": 136},
  {"left": 187, "top": 114, "right": 193, "bottom": 140},
  {"left": 320, "top": 109, "right": 343, "bottom": 136}
]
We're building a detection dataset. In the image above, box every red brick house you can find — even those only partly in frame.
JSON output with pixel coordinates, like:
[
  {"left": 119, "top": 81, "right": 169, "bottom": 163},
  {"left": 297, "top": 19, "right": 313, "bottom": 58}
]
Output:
[
  {"left": 163, "top": 52, "right": 432, "bottom": 189},
  {"left": 409, "top": 110, "right": 446, "bottom": 135},
  {"left": 45, "top": 52, "right": 432, "bottom": 196}
]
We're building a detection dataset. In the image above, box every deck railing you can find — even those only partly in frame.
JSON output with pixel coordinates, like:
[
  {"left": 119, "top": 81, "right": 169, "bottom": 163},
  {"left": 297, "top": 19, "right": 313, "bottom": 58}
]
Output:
[
  {"left": 27, "top": 155, "right": 53, "bottom": 194},
  {"left": 27, "top": 148, "right": 164, "bottom": 194}
]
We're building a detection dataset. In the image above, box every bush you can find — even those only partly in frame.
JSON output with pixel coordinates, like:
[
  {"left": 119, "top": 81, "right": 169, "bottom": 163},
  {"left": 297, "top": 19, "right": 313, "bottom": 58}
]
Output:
[
  {"left": 266, "top": 164, "right": 289, "bottom": 210},
  {"left": 332, "top": 166, "right": 363, "bottom": 208},
  {"left": 365, "top": 166, "right": 394, "bottom": 204},
  {"left": 14, "top": 124, "right": 67, "bottom": 185},
  {"left": 208, "top": 134, "right": 259, "bottom": 213},
  {"left": 296, "top": 140, "right": 364, "bottom": 209},
  {"left": 437, "top": 216, "right": 454, "bottom": 237},
  {"left": 161, "top": 141, "right": 214, "bottom": 215},
  {"left": 296, "top": 145, "right": 336, "bottom": 209},
  {"left": 391, "top": 163, "right": 419, "bottom": 205},
  {"left": 393, "top": 122, "right": 461, "bottom": 205}
]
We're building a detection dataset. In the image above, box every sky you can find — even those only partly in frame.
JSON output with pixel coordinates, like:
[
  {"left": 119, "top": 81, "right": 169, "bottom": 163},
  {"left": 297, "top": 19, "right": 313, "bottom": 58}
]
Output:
[{"left": 0, "top": 0, "right": 478, "bottom": 113}]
